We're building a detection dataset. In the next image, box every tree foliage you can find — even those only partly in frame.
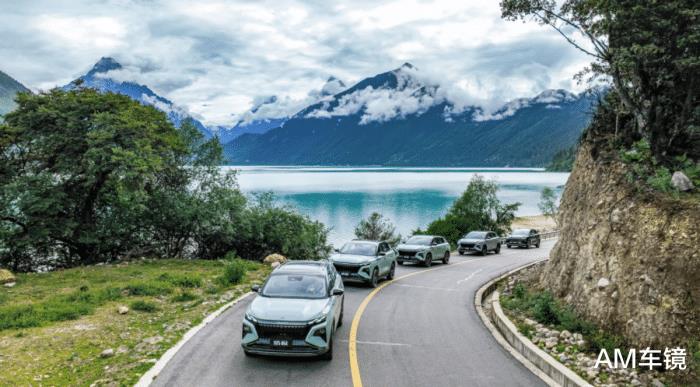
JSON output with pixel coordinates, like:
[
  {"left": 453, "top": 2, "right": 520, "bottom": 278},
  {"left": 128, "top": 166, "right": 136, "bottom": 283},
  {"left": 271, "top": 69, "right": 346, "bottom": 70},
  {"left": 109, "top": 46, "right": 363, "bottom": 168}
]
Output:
[
  {"left": 538, "top": 187, "right": 559, "bottom": 226},
  {"left": 421, "top": 175, "right": 520, "bottom": 246},
  {"left": 354, "top": 212, "right": 401, "bottom": 246},
  {"left": 0, "top": 88, "right": 329, "bottom": 271},
  {"left": 501, "top": 0, "right": 700, "bottom": 171}
]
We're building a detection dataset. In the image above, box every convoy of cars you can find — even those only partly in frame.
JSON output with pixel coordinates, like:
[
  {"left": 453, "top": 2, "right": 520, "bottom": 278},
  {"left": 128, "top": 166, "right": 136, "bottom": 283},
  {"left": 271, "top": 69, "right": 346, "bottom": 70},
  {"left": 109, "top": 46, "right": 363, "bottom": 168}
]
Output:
[{"left": 242, "top": 227, "right": 543, "bottom": 360}]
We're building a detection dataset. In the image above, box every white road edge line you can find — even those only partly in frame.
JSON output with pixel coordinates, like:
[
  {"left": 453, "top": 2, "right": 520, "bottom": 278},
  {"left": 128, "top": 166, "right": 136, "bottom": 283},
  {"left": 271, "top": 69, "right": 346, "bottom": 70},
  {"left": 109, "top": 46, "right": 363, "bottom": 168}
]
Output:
[
  {"left": 135, "top": 291, "right": 254, "bottom": 387},
  {"left": 456, "top": 268, "right": 483, "bottom": 284}
]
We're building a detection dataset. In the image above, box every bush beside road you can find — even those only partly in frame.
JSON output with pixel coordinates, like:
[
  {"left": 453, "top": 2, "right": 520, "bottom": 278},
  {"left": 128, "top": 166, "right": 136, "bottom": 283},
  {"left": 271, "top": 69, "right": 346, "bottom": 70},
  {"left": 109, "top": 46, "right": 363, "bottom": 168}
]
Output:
[{"left": 0, "top": 259, "right": 269, "bottom": 386}]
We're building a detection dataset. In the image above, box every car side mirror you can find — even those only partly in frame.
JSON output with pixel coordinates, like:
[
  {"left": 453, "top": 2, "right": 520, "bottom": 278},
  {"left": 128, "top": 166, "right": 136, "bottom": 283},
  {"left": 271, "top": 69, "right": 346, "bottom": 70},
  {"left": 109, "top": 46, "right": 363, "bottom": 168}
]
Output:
[
  {"left": 251, "top": 284, "right": 260, "bottom": 293},
  {"left": 334, "top": 248, "right": 340, "bottom": 253},
  {"left": 332, "top": 288, "right": 344, "bottom": 296},
  {"left": 378, "top": 251, "right": 386, "bottom": 256}
]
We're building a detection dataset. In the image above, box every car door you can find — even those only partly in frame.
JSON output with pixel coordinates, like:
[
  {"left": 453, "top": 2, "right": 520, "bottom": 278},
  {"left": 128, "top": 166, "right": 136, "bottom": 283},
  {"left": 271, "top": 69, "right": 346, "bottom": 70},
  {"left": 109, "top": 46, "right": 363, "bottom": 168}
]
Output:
[
  {"left": 378, "top": 242, "right": 390, "bottom": 275},
  {"left": 531, "top": 229, "right": 539, "bottom": 246},
  {"left": 328, "top": 265, "right": 343, "bottom": 326},
  {"left": 438, "top": 237, "right": 449, "bottom": 257},
  {"left": 488, "top": 232, "right": 498, "bottom": 250}
]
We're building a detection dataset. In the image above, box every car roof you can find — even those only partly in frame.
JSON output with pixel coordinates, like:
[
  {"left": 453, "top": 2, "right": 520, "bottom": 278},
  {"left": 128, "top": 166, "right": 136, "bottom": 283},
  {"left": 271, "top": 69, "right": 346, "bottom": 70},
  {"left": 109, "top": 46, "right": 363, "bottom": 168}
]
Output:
[
  {"left": 408, "top": 235, "right": 439, "bottom": 238},
  {"left": 274, "top": 260, "right": 329, "bottom": 275},
  {"left": 513, "top": 228, "right": 532, "bottom": 232},
  {"left": 348, "top": 240, "right": 380, "bottom": 245}
]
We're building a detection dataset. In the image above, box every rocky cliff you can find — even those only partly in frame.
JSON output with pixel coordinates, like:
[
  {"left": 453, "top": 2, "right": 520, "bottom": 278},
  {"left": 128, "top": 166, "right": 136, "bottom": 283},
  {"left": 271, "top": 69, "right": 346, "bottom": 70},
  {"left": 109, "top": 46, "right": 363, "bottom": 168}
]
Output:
[{"left": 541, "top": 139, "right": 700, "bottom": 348}]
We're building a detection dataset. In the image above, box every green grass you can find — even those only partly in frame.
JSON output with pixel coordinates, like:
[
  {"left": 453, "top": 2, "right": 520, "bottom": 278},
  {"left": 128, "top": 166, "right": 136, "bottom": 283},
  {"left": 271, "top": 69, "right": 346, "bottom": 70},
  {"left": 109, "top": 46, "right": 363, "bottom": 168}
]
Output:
[
  {"left": 218, "top": 258, "right": 248, "bottom": 285},
  {"left": 501, "top": 283, "right": 626, "bottom": 354},
  {"left": 130, "top": 300, "right": 158, "bottom": 312},
  {"left": 0, "top": 258, "right": 270, "bottom": 386}
]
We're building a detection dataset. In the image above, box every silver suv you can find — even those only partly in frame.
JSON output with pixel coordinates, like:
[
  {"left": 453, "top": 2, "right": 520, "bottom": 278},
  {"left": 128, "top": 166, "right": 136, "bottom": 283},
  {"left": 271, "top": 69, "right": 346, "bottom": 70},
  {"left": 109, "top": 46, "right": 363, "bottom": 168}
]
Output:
[{"left": 329, "top": 240, "right": 397, "bottom": 287}]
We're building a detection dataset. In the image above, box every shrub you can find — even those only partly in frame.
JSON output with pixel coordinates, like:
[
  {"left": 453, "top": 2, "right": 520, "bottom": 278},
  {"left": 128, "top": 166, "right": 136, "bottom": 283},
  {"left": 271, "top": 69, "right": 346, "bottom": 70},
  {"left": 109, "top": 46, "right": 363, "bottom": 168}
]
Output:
[
  {"left": 171, "top": 291, "right": 198, "bottom": 302},
  {"left": 159, "top": 273, "right": 202, "bottom": 288},
  {"left": 219, "top": 259, "right": 247, "bottom": 285},
  {"left": 124, "top": 281, "right": 172, "bottom": 296},
  {"left": 531, "top": 292, "right": 559, "bottom": 325},
  {"left": 130, "top": 300, "right": 158, "bottom": 312}
]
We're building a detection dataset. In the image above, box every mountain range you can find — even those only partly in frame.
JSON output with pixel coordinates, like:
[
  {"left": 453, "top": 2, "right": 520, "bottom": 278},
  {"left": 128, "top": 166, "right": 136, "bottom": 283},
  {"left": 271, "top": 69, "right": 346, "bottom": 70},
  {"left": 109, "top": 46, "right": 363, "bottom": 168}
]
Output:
[
  {"left": 224, "top": 63, "right": 598, "bottom": 167},
  {"left": 63, "top": 57, "right": 213, "bottom": 138},
  {"left": 1, "top": 59, "right": 596, "bottom": 167},
  {"left": 0, "top": 70, "right": 30, "bottom": 118}
]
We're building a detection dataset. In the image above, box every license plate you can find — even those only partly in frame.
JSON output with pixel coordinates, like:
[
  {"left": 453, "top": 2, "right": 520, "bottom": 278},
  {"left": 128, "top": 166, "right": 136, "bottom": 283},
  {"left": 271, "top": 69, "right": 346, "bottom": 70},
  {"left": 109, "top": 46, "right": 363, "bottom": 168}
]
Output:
[{"left": 272, "top": 339, "right": 289, "bottom": 347}]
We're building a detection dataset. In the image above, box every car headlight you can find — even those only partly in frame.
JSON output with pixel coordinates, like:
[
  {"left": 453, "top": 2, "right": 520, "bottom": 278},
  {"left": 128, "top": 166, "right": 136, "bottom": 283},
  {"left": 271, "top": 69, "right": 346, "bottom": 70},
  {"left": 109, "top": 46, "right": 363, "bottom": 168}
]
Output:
[
  {"left": 244, "top": 311, "right": 258, "bottom": 323},
  {"left": 309, "top": 314, "right": 327, "bottom": 325}
]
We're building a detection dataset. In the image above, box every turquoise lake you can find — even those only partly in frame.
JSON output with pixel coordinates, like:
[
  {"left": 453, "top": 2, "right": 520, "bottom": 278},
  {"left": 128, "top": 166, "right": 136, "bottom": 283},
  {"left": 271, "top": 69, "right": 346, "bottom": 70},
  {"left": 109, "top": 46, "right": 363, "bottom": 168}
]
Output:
[{"left": 226, "top": 166, "right": 569, "bottom": 247}]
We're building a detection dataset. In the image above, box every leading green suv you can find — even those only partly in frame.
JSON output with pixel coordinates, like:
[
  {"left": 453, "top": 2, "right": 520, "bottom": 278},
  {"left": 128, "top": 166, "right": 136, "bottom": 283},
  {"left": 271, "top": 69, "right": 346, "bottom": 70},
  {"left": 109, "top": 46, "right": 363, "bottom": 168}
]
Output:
[
  {"left": 329, "top": 240, "right": 397, "bottom": 287},
  {"left": 241, "top": 260, "right": 344, "bottom": 360},
  {"left": 396, "top": 235, "right": 451, "bottom": 267}
]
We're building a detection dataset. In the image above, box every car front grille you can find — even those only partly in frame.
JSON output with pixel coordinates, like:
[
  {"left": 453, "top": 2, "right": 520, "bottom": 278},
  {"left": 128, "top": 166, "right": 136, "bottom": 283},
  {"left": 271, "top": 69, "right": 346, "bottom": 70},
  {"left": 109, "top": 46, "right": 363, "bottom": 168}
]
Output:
[
  {"left": 398, "top": 250, "right": 417, "bottom": 257},
  {"left": 254, "top": 321, "right": 310, "bottom": 340},
  {"left": 333, "top": 262, "right": 362, "bottom": 274},
  {"left": 460, "top": 243, "right": 475, "bottom": 248}
]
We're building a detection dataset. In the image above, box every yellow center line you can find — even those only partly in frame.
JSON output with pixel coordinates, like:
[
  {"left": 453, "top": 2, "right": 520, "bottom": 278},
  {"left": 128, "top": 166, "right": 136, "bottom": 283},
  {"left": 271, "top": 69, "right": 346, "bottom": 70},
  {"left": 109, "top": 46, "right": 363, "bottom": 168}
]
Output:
[{"left": 348, "top": 257, "right": 486, "bottom": 387}]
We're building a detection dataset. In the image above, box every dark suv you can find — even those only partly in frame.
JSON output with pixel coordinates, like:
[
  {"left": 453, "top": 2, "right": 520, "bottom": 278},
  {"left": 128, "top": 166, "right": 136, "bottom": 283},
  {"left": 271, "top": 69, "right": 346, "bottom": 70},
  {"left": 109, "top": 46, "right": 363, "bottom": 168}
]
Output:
[{"left": 506, "top": 228, "right": 540, "bottom": 249}]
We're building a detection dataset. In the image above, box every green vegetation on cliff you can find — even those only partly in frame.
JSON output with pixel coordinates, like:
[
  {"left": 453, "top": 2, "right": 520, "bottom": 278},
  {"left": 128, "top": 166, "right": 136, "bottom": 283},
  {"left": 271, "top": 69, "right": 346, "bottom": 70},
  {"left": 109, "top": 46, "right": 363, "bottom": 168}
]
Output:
[{"left": 546, "top": 146, "right": 576, "bottom": 172}]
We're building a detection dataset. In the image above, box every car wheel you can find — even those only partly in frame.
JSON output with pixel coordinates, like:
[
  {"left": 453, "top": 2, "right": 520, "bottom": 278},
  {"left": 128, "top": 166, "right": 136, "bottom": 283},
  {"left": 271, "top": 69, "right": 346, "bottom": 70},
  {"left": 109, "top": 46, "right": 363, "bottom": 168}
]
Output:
[
  {"left": 524, "top": 241, "right": 530, "bottom": 249},
  {"left": 495, "top": 244, "right": 501, "bottom": 254},
  {"left": 507, "top": 244, "right": 511, "bottom": 248},
  {"left": 424, "top": 253, "right": 433, "bottom": 267},
  {"left": 369, "top": 268, "right": 379, "bottom": 288},
  {"left": 386, "top": 262, "right": 396, "bottom": 280},
  {"left": 458, "top": 251, "right": 464, "bottom": 255},
  {"left": 397, "top": 260, "right": 404, "bottom": 265},
  {"left": 442, "top": 251, "right": 450, "bottom": 264},
  {"left": 481, "top": 246, "right": 488, "bottom": 256},
  {"left": 536, "top": 241, "right": 540, "bottom": 248},
  {"left": 321, "top": 332, "right": 333, "bottom": 361}
]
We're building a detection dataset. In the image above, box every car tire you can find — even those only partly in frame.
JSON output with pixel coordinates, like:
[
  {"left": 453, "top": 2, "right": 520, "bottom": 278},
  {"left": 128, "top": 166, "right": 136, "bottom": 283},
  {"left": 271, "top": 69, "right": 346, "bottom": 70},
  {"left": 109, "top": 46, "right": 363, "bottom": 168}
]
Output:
[
  {"left": 442, "top": 251, "right": 450, "bottom": 264},
  {"left": 424, "top": 253, "right": 433, "bottom": 267},
  {"left": 321, "top": 332, "right": 333, "bottom": 361},
  {"left": 495, "top": 244, "right": 501, "bottom": 254},
  {"left": 338, "top": 300, "right": 344, "bottom": 327},
  {"left": 507, "top": 244, "right": 511, "bottom": 248},
  {"left": 524, "top": 241, "right": 530, "bottom": 249},
  {"left": 481, "top": 246, "right": 488, "bottom": 256},
  {"left": 369, "top": 268, "right": 379, "bottom": 288},
  {"left": 458, "top": 251, "right": 464, "bottom": 256},
  {"left": 536, "top": 241, "right": 540, "bottom": 248},
  {"left": 397, "top": 260, "right": 404, "bottom": 265},
  {"left": 386, "top": 262, "right": 395, "bottom": 280}
]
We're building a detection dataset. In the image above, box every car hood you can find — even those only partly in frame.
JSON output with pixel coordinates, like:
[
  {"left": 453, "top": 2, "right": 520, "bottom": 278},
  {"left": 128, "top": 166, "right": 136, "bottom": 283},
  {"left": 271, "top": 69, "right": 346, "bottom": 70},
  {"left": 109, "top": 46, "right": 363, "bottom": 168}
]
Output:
[
  {"left": 249, "top": 296, "right": 329, "bottom": 322},
  {"left": 458, "top": 238, "right": 484, "bottom": 244},
  {"left": 330, "top": 253, "right": 375, "bottom": 264},
  {"left": 396, "top": 244, "right": 429, "bottom": 251}
]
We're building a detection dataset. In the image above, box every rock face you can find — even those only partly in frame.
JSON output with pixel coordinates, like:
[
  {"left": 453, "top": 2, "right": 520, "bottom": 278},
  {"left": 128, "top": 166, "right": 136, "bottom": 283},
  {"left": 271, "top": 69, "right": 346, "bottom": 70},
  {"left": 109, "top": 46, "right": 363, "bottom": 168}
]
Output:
[{"left": 541, "top": 140, "right": 700, "bottom": 347}]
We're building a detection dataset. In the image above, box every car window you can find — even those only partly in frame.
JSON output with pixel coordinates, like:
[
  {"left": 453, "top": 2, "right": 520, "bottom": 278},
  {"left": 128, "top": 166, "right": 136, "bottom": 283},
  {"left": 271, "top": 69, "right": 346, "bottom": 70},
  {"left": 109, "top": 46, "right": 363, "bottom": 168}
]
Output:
[
  {"left": 488, "top": 232, "right": 496, "bottom": 238},
  {"left": 464, "top": 231, "right": 486, "bottom": 239},
  {"left": 339, "top": 242, "right": 377, "bottom": 256},
  {"left": 532, "top": 230, "right": 538, "bottom": 235},
  {"left": 406, "top": 236, "right": 432, "bottom": 245},
  {"left": 380, "top": 242, "right": 389, "bottom": 252},
  {"left": 261, "top": 274, "right": 327, "bottom": 299}
]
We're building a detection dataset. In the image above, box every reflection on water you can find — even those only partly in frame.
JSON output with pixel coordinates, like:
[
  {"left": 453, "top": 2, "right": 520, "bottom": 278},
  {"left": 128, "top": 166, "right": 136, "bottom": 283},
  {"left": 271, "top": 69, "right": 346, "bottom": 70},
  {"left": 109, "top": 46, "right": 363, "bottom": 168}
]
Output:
[{"left": 226, "top": 166, "right": 569, "bottom": 247}]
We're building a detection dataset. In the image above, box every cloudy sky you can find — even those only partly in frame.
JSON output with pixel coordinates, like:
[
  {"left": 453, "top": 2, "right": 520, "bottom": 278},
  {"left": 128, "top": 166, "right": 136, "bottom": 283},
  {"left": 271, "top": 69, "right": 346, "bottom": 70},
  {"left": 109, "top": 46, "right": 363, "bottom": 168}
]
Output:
[{"left": 0, "top": 0, "right": 592, "bottom": 126}]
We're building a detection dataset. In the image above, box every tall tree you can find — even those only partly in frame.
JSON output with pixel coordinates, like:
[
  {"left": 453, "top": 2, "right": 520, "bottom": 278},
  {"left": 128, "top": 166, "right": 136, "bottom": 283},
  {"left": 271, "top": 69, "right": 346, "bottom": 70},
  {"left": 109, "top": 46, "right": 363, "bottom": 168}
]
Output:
[
  {"left": 500, "top": 0, "right": 700, "bottom": 163},
  {"left": 354, "top": 212, "right": 401, "bottom": 246}
]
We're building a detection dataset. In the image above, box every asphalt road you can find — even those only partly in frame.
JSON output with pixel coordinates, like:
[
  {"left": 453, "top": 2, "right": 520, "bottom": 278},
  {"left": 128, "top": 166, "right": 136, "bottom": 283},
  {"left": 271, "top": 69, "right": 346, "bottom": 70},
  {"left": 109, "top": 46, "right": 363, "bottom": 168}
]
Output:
[{"left": 152, "top": 240, "right": 555, "bottom": 387}]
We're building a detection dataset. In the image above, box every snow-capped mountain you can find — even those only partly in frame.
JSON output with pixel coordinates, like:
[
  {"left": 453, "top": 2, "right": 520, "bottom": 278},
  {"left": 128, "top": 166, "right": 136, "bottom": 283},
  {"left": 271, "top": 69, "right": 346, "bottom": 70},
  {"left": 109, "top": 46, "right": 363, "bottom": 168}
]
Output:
[
  {"left": 64, "top": 57, "right": 213, "bottom": 138},
  {"left": 224, "top": 63, "right": 599, "bottom": 166},
  {"left": 213, "top": 76, "right": 349, "bottom": 143}
]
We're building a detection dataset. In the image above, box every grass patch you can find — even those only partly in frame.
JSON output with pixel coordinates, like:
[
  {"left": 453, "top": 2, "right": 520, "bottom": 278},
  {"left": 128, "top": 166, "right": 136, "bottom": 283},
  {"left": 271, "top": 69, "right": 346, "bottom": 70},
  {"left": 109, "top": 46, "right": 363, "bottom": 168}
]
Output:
[
  {"left": 501, "top": 283, "right": 626, "bottom": 354},
  {"left": 171, "top": 290, "right": 198, "bottom": 303},
  {"left": 130, "top": 300, "right": 158, "bottom": 312},
  {"left": 0, "top": 258, "right": 269, "bottom": 386}
]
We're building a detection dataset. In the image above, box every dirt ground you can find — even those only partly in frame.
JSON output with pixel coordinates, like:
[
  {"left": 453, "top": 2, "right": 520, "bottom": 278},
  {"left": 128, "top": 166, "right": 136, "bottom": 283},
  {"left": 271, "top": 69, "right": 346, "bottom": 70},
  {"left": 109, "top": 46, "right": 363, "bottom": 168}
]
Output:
[{"left": 510, "top": 215, "right": 557, "bottom": 233}]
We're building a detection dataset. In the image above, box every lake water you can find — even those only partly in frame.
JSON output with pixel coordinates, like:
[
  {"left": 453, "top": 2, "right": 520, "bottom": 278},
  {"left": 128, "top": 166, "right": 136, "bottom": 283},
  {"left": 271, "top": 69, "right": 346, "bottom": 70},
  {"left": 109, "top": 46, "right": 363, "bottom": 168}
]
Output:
[{"left": 226, "top": 166, "right": 569, "bottom": 247}]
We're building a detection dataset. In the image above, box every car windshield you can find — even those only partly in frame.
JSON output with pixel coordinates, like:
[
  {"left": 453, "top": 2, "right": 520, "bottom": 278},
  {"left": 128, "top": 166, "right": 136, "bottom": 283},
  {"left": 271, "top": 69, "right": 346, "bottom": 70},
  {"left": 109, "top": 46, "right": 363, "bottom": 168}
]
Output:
[
  {"left": 261, "top": 273, "right": 327, "bottom": 299},
  {"left": 464, "top": 232, "right": 487, "bottom": 239},
  {"left": 339, "top": 242, "right": 377, "bottom": 256},
  {"left": 512, "top": 229, "right": 529, "bottom": 236},
  {"left": 406, "top": 236, "right": 432, "bottom": 245}
]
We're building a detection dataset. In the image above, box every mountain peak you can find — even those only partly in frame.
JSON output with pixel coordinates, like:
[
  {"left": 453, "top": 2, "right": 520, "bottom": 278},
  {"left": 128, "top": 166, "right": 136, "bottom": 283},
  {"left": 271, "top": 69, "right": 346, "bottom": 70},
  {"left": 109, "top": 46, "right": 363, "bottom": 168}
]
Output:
[
  {"left": 400, "top": 62, "right": 415, "bottom": 70},
  {"left": 321, "top": 76, "right": 347, "bottom": 97},
  {"left": 87, "top": 57, "right": 122, "bottom": 77}
]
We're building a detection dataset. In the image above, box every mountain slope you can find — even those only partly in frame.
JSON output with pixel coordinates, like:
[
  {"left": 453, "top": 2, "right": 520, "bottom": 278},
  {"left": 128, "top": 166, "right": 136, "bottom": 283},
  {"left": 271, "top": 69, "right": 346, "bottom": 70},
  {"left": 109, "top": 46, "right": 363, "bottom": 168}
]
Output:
[
  {"left": 65, "top": 57, "right": 212, "bottom": 138},
  {"left": 224, "top": 64, "right": 597, "bottom": 167},
  {"left": 0, "top": 70, "right": 30, "bottom": 117}
]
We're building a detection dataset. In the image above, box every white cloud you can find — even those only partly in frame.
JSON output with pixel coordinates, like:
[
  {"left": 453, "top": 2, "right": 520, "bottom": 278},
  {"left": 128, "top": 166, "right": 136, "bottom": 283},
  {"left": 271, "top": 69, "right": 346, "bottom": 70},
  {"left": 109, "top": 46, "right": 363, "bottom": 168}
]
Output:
[{"left": 0, "top": 0, "right": 594, "bottom": 126}]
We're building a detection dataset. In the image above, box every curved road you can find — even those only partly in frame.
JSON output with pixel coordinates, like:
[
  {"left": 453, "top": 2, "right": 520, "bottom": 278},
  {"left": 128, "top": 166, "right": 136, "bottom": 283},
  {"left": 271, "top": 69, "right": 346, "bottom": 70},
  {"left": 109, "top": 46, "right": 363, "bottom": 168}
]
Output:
[{"left": 152, "top": 240, "right": 555, "bottom": 387}]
